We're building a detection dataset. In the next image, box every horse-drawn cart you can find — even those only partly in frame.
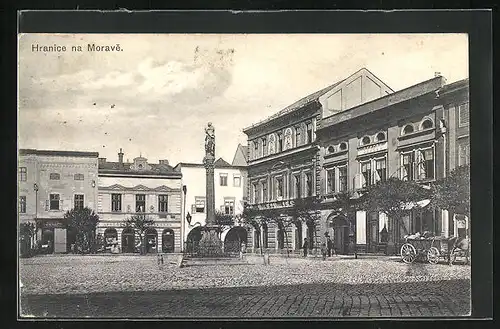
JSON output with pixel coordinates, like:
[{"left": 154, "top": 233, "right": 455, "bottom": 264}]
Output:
[{"left": 400, "top": 235, "right": 470, "bottom": 265}]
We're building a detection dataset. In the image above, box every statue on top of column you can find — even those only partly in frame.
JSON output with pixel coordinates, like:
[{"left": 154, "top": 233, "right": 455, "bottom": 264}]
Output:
[{"left": 205, "top": 122, "right": 215, "bottom": 157}]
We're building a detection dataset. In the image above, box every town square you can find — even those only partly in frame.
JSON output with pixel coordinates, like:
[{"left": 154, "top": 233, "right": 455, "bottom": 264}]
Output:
[{"left": 18, "top": 32, "right": 472, "bottom": 319}]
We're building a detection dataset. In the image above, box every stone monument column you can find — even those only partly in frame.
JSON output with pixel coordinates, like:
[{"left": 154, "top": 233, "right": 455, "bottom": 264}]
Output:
[{"left": 199, "top": 122, "right": 223, "bottom": 256}]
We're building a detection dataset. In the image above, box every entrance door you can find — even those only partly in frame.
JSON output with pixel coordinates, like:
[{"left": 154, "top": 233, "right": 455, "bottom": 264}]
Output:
[
  {"left": 162, "top": 229, "right": 175, "bottom": 253},
  {"left": 367, "top": 215, "right": 379, "bottom": 253},
  {"left": 121, "top": 228, "right": 135, "bottom": 253},
  {"left": 145, "top": 229, "right": 158, "bottom": 253}
]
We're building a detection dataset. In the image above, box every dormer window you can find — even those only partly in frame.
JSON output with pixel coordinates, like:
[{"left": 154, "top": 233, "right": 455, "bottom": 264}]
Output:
[
  {"left": 360, "top": 136, "right": 371, "bottom": 146},
  {"left": 339, "top": 142, "right": 348, "bottom": 151},
  {"left": 421, "top": 119, "right": 434, "bottom": 130},
  {"left": 376, "top": 132, "right": 386, "bottom": 142},
  {"left": 327, "top": 145, "right": 335, "bottom": 154},
  {"left": 138, "top": 164, "right": 143, "bottom": 169},
  {"left": 402, "top": 124, "right": 414, "bottom": 135}
]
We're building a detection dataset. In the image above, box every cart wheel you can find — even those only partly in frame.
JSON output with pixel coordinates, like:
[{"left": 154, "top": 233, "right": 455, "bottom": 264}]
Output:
[
  {"left": 427, "top": 247, "right": 440, "bottom": 264},
  {"left": 400, "top": 243, "right": 416, "bottom": 264}
]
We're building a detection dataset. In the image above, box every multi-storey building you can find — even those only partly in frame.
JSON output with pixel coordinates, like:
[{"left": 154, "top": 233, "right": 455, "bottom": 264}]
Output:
[
  {"left": 97, "top": 149, "right": 183, "bottom": 253},
  {"left": 174, "top": 156, "right": 247, "bottom": 250},
  {"left": 242, "top": 68, "right": 393, "bottom": 253},
  {"left": 18, "top": 149, "right": 99, "bottom": 253},
  {"left": 317, "top": 75, "right": 469, "bottom": 254}
]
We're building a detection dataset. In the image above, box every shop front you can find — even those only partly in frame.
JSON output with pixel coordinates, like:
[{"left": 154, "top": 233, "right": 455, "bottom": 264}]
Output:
[{"left": 35, "top": 219, "right": 67, "bottom": 253}]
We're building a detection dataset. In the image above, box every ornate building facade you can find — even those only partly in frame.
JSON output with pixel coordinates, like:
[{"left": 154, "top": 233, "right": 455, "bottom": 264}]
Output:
[
  {"left": 243, "top": 68, "right": 393, "bottom": 253},
  {"left": 18, "top": 149, "right": 99, "bottom": 253},
  {"left": 97, "top": 149, "right": 183, "bottom": 253},
  {"left": 243, "top": 68, "right": 469, "bottom": 255}
]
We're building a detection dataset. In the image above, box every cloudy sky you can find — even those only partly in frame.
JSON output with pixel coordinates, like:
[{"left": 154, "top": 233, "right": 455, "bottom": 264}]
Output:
[{"left": 18, "top": 34, "right": 468, "bottom": 165}]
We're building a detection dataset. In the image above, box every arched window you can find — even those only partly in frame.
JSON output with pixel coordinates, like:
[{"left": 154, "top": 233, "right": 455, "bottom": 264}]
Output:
[
  {"left": 360, "top": 136, "right": 371, "bottom": 146},
  {"left": 421, "top": 118, "right": 434, "bottom": 130},
  {"left": 327, "top": 145, "right": 335, "bottom": 154},
  {"left": 339, "top": 142, "right": 348, "bottom": 151},
  {"left": 402, "top": 124, "right": 414, "bottom": 135},
  {"left": 376, "top": 132, "right": 386, "bottom": 142}
]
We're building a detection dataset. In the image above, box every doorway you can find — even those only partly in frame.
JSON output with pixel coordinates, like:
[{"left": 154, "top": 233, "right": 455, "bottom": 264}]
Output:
[
  {"left": 121, "top": 228, "right": 135, "bottom": 253},
  {"left": 145, "top": 228, "right": 158, "bottom": 253},
  {"left": 162, "top": 229, "right": 175, "bottom": 253}
]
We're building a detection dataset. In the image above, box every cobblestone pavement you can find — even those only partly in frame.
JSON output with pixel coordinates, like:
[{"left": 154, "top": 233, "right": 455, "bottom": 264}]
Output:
[{"left": 19, "top": 255, "right": 471, "bottom": 318}]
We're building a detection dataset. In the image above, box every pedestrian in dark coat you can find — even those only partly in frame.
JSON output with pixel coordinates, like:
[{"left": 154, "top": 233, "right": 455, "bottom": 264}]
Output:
[
  {"left": 302, "top": 238, "right": 308, "bottom": 257},
  {"left": 327, "top": 237, "right": 333, "bottom": 257},
  {"left": 321, "top": 243, "right": 327, "bottom": 261}
]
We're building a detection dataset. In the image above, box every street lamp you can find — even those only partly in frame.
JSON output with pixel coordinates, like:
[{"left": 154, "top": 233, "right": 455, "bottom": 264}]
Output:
[{"left": 33, "top": 183, "right": 39, "bottom": 248}]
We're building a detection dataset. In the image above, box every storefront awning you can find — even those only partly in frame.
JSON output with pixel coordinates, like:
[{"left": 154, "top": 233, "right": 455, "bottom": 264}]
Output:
[{"left": 401, "top": 199, "right": 430, "bottom": 211}]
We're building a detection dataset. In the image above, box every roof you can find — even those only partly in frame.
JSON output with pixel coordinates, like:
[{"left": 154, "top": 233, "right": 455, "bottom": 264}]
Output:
[
  {"left": 231, "top": 144, "right": 248, "bottom": 166},
  {"left": 242, "top": 67, "right": 393, "bottom": 133},
  {"left": 243, "top": 79, "right": 345, "bottom": 132},
  {"left": 19, "top": 149, "right": 99, "bottom": 158},
  {"left": 318, "top": 76, "right": 447, "bottom": 132},
  {"left": 439, "top": 78, "right": 469, "bottom": 95},
  {"left": 175, "top": 157, "right": 246, "bottom": 170},
  {"left": 98, "top": 161, "right": 180, "bottom": 176}
]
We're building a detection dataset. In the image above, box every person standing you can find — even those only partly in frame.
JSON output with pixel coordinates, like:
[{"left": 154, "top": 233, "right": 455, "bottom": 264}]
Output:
[
  {"left": 327, "top": 236, "right": 333, "bottom": 257},
  {"left": 302, "top": 238, "right": 308, "bottom": 257}
]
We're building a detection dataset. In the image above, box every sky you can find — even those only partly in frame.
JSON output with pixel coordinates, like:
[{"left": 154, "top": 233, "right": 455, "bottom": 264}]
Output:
[{"left": 18, "top": 34, "right": 468, "bottom": 166}]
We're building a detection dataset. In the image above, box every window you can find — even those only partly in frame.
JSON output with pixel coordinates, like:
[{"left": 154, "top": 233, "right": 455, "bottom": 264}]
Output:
[
  {"left": 224, "top": 199, "right": 235, "bottom": 215},
  {"left": 339, "top": 142, "right": 348, "bottom": 151},
  {"left": 233, "top": 175, "right": 241, "bottom": 187},
  {"left": 74, "top": 194, "right": 84, "bottom": 210},
  {"left": 458, "top": 138, "right": 470, "bottom": 166},
  {"left": 361, "top": 161, "right": 372, "bottom": 187},
  {"left": 276, "top": 176, "right": 284, "bottom": 199},
  {"left": 376, "top": 132, "right": 386, "bottom": 142},
  {"left": 293, "top": 174, "right": 301, "bottom": 198},
  {"left": 402, "top": 124, "right": 414, "bottom": 135},
  {"left": 19, "top": 167, "right": 27, "bottom": 181},
  {"left": 262, "top": 138, "right": 267, "bottom": 157},
  {"left": 417, "top": 148, "right": 435, "bottom": 180},
  {"left": 262, "top": 181, "right": 268, "bottom": 202},
  {"left": 339, "top": 166, "right": 348, "bottom": 192},
  {"left": 277, "top": 132, "right": 283, "bottom": 152},
  {"left": 19, "top": 196, "right": 26, "bottom": 213},
  {"left": 361, "top": 136, "right": 371, "bottom": 146},
  {"left": 195, "top": 197, "right": 206, "bottom": 213},
  {"left": 220, "top": 173, "right": 228, "bottom": 186},
  {"left": 306, "top": 123, "right": 313, "bottom": 143},
  {"left": 253, "top": 183, "right": 259, "bottom": 204},
  {"left": 327, "top": 145, "right": 335, "bottom": 154},
  {"left": 74, "top": 173, "right": 84, "bottom": 180},
  {"left": 421, "top": 119, "right": 433, "bottom": 130},
  {"left": 326, "top": 169, "right": 335, "bottom": 194},
  {"left": 253, "top": 141, "right": 259, "bottom": 159},
  {"left": 49, "top": 194, "right": 60, "bottom": 210},
  {"left": 305, "top": 172, "right": 313, "bottom": 196},
  {"left": 111, "top": 194, "right": 122, "bottom": 212},
  {"left": 295, "top": 127, "right": 301, "bottom": 147},
  {"left": 49, "top": 173, "right": 60, "bottom": 180},
  {"left": 136, "top": 194, "right": 146, "bottom": 212},
  {"left": 375, "top": 158, "right": 387, "bottom": 183},
  {"left": 459, "top": 103, "right": 469, "bottom": 127},
  {"left": 158, "top": 195, "right": 168, "bottom": 213},
  {"left": 401, "top": 152, "right": 415, "bottom": 181}
]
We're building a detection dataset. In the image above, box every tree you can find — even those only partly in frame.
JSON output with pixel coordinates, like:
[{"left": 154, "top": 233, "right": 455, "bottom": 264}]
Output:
[
  {"left": 238, "top": 205, "right": 264, "bottom": 254},
  {"left": 214, "top": 210, "right": 235, "bottom": 238},
  {"left": 19, "top": 222, "right": 36, "bottom": 257},
  {"left": 122, "top": 213, "right": 155, "bottom": 255},
  {"left": 290, "top": 196, "right": 322, "bottom": 253},
  {"left": 64, "top": 207, "right": 99, "bottom": 254},
  {"left": 430, "top": 164, "right": 470, "bottom": 217},
  {"left": 359, "top": 178, "right": 431, "bottom": 252}
]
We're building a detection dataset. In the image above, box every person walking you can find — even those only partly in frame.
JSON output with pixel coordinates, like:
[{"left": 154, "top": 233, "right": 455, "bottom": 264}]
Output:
[
  {"left": 320, "top": 243, "right": 327, "bottom": 261},
  {"left": 327, "top": 236, "right": 333, "bottom": 257}
]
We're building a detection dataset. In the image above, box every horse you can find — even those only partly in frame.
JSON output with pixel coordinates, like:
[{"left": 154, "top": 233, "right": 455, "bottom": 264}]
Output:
[{"left": 447, "top": 236, "right": 470, "bottom": 265}]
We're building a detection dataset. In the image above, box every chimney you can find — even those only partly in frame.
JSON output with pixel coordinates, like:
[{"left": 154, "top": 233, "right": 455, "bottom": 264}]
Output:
[
  {"left": 118, "top": 148, "right": 124, "bottom": 164},
  {"left": 434, "top": 72, "right": 442, "bottom": 77},
  {"left": 159, "top": 159, "right": 169, "bottom": 166},
  {"left": 98, "top": 157, "right": 107, "bottom": 165}
]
